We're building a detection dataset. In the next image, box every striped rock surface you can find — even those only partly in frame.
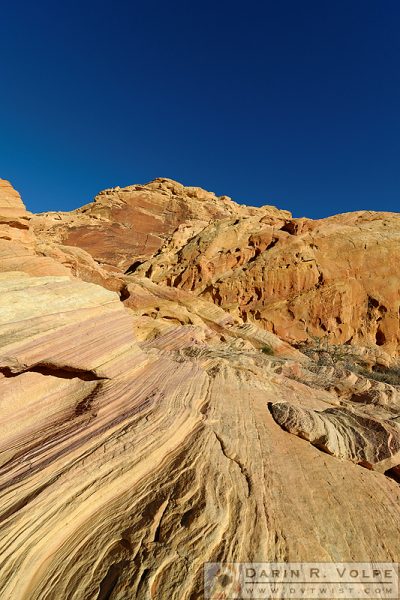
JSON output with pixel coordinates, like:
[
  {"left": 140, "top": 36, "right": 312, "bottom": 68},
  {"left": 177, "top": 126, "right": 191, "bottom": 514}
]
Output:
[{"left": 0, "top": 272, "right": 400, "bottom": 599}]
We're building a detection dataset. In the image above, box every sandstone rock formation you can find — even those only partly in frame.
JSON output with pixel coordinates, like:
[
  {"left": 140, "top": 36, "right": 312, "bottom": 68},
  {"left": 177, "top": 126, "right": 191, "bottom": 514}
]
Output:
[
  {"left": 0, "top": 177, "right": 400, "bottom": 599},
  {"left": 31, "top": 178, "right": 274, "bottom": 272},
  {"left": 32, "top": 176, "right": 400, "bottom": 354},
  {"left": 0, "top": 178, "right": 33, "bottom": 246},
  {"left": 0, "top": 179, "right": 71, "bottom": 277},
  {"left": 0, "top": 178, "right": 124, "bottom": 290},
  {"left": 134, "top": 207, "right": 400, "bottom": 355}
]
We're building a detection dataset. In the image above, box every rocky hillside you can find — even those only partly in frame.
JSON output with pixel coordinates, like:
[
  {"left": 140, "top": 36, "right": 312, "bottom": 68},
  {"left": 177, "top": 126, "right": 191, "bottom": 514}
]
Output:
[
  {"left": 132, "top": 201, "right": 400, "bottom": 354},
  {"left": 31, "top": 178, "right": 400, "bottom": 354},
  {"left": 31, "top": 178, "right": 281, "bottom": 271},
  {"left": 1, "top": 177, "right": 400, "bottom": 599}
]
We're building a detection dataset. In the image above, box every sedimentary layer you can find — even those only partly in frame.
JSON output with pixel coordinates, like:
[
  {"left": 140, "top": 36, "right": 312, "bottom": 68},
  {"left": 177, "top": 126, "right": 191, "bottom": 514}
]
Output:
[{"left": 0, "top": 177, "right": 399, "bottom": 599}]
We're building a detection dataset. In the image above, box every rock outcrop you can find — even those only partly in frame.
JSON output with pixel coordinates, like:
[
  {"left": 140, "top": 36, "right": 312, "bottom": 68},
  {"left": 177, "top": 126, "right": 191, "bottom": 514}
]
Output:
[
  {"left": 134, "top": 208, "right": 400, "bottom": 354},
  {"left": 31, "top": 177, "right": 279, "bottom": 272},
  {"left": 0, "top": 178, "right": 124, "bottom": 290},
  {"left": 270, "top": 402, "right": 400, "bottom": 469},
  {"left": 1, "top": 270, "right": 400, "bottom": 600},
  {"left": 0, "top": 178, "right": 33, "bottom": 246},
  {"left": 0, "top": 177, "right": 399, "bottom": 599},
  {"left": 31, "top": 176, "right": 400, "bottom": 354},
  {"left": 0, "top": 178, "right": 71, "bottom": 277}
]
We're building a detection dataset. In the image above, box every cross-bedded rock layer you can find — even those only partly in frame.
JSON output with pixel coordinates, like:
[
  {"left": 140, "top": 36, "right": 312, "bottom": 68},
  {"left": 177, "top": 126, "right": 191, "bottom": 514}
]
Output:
[
  {"left": 30, "top": 177, "right": 400, "bottom": 354},
  {"left": 0, "top": 178, "right": 399, "bottom": 599}
]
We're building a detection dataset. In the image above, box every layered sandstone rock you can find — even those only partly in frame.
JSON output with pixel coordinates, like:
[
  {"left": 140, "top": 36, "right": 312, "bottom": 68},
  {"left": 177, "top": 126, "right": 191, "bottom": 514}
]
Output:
[
  {"left": 120, "top": 276, "right": 305, "bottom": 360},
  {"left": 0, "top": 179, "right": 33, "bottom": 249},
  {"left": 35, "top": 241, "right": 125, "bottom": 292},
  {"left": 0, "top": 178, "right": 125, "bottom": 288},
  {"left": 1, "top": 178, "right": 400, "bottom": 599},
  {"left": 30, "top": 177, "right": 400, "bottom": 354},
  {"left": 0, "top": 179, "right": 70, "bottom": 277},
  {"left": 1, "top": 271, "right": 400, "bottom": 600},
  {"left": 270, "top": 403, "right": 400, "bottom": 469},
  {"left": 31, "top": 177, "right": 280, "bottom": 272},
  {"left": 134, "top": 208, "right": 400, "bottom": 354}
]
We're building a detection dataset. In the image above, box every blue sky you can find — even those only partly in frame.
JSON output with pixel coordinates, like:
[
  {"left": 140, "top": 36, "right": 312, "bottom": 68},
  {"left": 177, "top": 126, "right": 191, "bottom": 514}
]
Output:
[{"left": 1, "top": 0, "right": 399, "bottom": 218}]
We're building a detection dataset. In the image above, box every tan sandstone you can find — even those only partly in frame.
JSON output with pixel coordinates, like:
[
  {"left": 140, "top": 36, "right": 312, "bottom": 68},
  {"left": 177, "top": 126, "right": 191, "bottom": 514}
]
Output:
[{"left": 0, "top": 178, "right": 399, "bottom": 599}]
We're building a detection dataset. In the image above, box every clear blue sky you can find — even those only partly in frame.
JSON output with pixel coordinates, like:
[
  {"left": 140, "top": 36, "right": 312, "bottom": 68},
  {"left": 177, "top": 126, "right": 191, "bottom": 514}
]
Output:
[{"left": 1, "top": 0, "right": 399, "bottom": 218}]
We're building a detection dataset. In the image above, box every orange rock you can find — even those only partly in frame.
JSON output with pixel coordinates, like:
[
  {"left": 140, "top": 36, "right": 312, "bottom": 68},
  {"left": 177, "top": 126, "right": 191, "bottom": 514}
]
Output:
[
  {"left": 134, "top": 204, "right": 400, "bottom": 354},
  {"left": 0, "top": 179, "right": 70, "bottom": 277},
  {"left": 31, "top": 177, "right": 290, "bottom": 272},
  {"left": 0, "top": 179, "right": 34, "bottom": 248},
  {"left": 0, "top": 179, "right": 400, "bottom": 598},
  {"left": 10, "top": 176, "right": 400, "bottom": 354}
]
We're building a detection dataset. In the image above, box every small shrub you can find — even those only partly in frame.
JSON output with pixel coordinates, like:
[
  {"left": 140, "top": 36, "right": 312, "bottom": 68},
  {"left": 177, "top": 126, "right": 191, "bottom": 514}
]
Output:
[
  {"left": 298, "top": 336, "right": 400, "bottom": 387},
  {"left": 261, "top": 344, "right": 274, "bottom": 355},
  {"left": 354, "top": 365, "right": 400, "bottom": 386}
]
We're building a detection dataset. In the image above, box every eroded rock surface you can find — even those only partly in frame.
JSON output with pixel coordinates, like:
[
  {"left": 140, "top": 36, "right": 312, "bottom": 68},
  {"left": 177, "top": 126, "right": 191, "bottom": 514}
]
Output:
[
  {"left": 0, "top": 178, "right": 400, "bottom": 599},
  {"left": 270, "top": 402, "right": 400, "bottom": 469},
  {"left": 32, "top": 177, "right": 283, "bottom": 272},
  {"left": 1, "top": 271, "right": 400, "bottom": 600},
  {"left": 31, "top": 178, "right": 400, "bottom": 354},
  {"left": 0, "top": 178, "right": 71, "bottom": 277},
  {"left": 137, "top": 210, "right": 400, "bottom": 354}
]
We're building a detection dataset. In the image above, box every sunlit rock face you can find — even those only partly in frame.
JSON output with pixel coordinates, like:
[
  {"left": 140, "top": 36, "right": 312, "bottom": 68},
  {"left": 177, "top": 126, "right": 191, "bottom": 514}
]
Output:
[
  {"left": 0, "top": 178, "right": 34, "bottom": 250},
  {"left": 0, "top": 178, "right": 400, "bottom": 599},
  {"left": 31, "top": 177, "right": 284, "bottom": 272},
  {"left": 0, "top": 178, "right": 71, "bottom": 276},
  {"left": 0, "top": 178, "right": 125, "bottom": 288},
  {"left": 134, "top": 207, "right": 400, "bottom": 355},
  {"left": 32, "top": 177, "right": 400, "bottom": 354}
]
